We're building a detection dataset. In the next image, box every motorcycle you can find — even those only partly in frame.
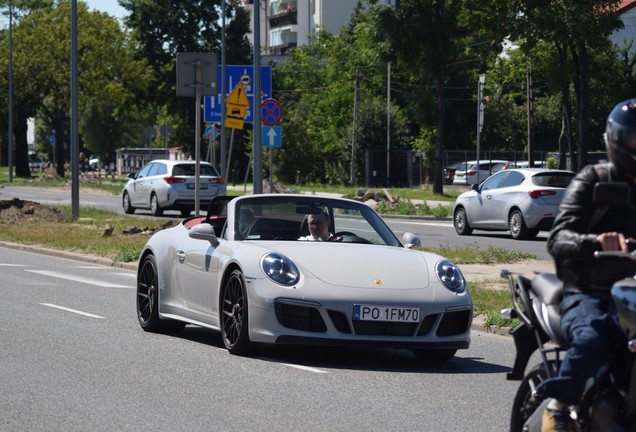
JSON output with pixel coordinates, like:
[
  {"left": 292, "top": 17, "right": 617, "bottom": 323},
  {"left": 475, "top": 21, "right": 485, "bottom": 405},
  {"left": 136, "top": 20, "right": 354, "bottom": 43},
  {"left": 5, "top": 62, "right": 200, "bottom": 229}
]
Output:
[{"left": 500, "top": 253, "right": 636, "bottom": 431}]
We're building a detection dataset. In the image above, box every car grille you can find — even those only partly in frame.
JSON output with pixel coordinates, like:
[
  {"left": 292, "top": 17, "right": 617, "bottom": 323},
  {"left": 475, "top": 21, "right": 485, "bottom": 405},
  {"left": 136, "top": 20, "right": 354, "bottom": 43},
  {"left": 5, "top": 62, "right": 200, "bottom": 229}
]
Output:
[
  {"left": 436, "top": 310, "right": 471, "bottom": 336},
  {"left": 275, "top": 301, "right": 470, "bottom": 337},
  {"left": 275, "top": 303, "right": 327, "bottom": 332}
]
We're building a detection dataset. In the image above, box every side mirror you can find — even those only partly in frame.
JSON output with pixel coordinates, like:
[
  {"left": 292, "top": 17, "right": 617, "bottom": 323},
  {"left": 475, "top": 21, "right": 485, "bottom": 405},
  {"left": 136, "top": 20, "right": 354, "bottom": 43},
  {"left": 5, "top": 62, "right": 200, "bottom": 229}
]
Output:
[
  {"left": 128, "top": 172, "right": 136, "bottom": 179},
  {"left": 188, "top": 223, "right": 219, "bottom": 246},
  {"left": 593, "top": 182, "right": 633, "bottom": 208},
  {"left": 471, "top": 183, "right": 480, "bottom": 192},
  {"left": 402, "top": 232, "right": 421, "bottom": 249}
]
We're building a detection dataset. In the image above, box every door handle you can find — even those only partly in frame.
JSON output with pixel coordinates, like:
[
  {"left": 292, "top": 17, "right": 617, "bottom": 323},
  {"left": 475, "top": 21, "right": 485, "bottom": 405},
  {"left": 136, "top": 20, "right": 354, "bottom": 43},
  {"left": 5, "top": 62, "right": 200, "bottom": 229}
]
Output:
[{"left": 177, "top": 251, "right": 186, "bottom": 263}]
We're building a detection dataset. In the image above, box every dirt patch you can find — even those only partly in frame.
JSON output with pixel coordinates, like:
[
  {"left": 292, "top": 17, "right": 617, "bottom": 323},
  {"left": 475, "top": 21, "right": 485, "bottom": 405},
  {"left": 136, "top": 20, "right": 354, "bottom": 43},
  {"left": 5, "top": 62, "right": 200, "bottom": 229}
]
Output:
[{"left": 0, "top": 198, "right": 67, "bottom": 223}]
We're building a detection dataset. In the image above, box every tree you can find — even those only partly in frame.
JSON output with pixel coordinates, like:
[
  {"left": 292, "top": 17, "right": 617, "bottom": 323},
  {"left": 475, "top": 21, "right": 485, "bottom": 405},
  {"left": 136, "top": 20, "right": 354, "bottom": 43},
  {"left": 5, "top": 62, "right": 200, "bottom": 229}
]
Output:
[
  {"left": 0, "top": 0, "right": 54, "bottom": 176},
  {"left": 368, "top": 0, "right": 473, "bottom": 194},
  {"left": 119, "top": 0, "right": 252, "bottom": 154},
  {"left": 509, "top": 0, "right": 622, "bottom": 171},
  {"left": 1, "top": 1, "right": 151, "bottom": 177}
]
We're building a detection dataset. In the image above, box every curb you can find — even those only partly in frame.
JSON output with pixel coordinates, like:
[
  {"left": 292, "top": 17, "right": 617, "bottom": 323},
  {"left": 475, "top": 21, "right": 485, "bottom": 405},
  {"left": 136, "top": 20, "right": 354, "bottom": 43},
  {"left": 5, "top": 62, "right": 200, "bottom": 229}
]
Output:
[{"left": 0, "top": 241, "right": 138, "bottom": 272}]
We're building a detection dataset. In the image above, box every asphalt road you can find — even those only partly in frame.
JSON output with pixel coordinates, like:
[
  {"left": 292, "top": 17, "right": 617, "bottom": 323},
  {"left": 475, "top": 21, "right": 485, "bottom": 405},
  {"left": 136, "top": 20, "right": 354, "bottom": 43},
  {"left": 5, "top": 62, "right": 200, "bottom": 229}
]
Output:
[
  {"left": 0, "top": 185, "right": 552, "bottom": 259},
  {"left": 1, "top": 247, "right": 524, "bottom": 431}
]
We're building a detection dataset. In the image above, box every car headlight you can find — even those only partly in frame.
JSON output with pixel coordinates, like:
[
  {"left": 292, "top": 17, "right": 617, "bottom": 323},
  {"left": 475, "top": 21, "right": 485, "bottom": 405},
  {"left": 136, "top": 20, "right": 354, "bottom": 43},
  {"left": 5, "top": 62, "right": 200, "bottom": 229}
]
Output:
[
  {"left": 261, "top": 253, "right": 300, "bottom": 286},
  {"left": 435, "top": 260, "right": 466, "bottom": 293}
]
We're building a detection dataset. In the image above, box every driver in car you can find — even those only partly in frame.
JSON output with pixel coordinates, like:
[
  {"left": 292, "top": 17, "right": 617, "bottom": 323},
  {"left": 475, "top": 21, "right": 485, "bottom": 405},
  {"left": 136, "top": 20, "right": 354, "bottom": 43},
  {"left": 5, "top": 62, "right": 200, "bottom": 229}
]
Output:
[{"left": 298, "top": 209, "right": 332, "bottom": 241}]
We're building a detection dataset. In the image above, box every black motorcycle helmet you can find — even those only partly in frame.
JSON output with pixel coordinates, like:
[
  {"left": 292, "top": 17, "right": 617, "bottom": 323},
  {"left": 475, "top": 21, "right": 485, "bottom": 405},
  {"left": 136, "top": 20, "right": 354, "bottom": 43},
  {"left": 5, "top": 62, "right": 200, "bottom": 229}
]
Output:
[{"left": 606, "top": 98, "right": 636, "bottom": 177}]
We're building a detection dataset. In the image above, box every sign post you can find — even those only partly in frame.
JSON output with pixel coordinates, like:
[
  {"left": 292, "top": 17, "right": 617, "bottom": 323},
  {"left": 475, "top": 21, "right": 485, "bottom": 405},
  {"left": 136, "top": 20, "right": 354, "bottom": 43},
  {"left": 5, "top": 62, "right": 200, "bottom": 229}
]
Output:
[
  {"left": 260, "top": 98, "right": 283, "bottom": 188},
  {"left": 176, "top": 52, "right": 218, "bottom": 216}
]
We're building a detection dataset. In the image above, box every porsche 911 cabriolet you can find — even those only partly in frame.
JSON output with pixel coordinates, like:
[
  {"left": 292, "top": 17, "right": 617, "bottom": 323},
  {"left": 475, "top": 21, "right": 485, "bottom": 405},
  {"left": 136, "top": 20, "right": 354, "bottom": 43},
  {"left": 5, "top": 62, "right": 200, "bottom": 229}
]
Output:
[{"left": 136, "top": 194, "right": 472, "bottom": 362}]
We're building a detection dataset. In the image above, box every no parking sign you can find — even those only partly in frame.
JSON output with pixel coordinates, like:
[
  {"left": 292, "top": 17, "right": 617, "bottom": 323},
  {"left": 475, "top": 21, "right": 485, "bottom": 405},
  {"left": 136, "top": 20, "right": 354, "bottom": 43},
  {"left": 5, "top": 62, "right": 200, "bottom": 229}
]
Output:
[{"left": 261, "top": 98, "right": 282, "bottom": 126}]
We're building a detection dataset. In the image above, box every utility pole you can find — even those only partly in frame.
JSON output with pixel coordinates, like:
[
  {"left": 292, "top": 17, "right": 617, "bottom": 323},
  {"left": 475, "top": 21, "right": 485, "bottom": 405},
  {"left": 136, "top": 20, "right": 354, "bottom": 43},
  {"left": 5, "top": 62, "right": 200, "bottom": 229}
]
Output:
[
  {"left": 71, "top": 0, "right": 79, "bottom": 219},
  {"left": 351, "top": 69, "right": 360, "bottom": 185},
  {"left": 386, "top": 62, "right": 391, "bottom": 186},
  {"left": 8, "top": 0, "right": 13, "bottom": 183},
  {"left": 476, "top": 74, "right": 485, "bottom": 174},
  {"left": 253, "top": 1, "right": 262, "bottom": 193},
  {"left": 527, "top": 61, "right": 535, "bottom": 165}
]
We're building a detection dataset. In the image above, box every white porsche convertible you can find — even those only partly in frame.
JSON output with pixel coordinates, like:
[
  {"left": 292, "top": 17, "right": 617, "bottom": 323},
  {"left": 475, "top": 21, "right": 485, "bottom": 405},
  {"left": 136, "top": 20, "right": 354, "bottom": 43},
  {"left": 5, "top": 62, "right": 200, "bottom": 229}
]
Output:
[{"left": 136, "top": 194, "right": 473, "bottom": 362}]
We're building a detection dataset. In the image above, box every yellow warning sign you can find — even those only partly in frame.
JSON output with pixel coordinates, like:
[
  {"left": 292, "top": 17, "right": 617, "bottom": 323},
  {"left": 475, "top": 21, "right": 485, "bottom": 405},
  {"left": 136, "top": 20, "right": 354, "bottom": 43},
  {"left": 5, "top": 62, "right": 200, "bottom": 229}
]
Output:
[
  {"left": 225, "top": 82, "right": 250, "bottom": 107},
  {"left": 225, "top": 104, "right": 247, "bottom": 129}
]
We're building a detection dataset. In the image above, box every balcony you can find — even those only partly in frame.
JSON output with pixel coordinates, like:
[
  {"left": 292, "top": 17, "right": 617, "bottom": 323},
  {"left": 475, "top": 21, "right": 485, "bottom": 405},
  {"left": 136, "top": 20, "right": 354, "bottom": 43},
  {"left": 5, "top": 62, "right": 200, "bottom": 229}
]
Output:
[
  {"left": 269, "top": 0, "right": 297, "bottom": 28},
  {"left": 269, "top": 30, "right": 297, "bottom": 55}
]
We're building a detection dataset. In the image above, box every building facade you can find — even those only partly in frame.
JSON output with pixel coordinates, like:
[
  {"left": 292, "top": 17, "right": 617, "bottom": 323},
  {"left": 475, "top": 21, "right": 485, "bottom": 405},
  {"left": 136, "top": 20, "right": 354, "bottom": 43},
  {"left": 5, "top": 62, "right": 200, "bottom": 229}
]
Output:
[{"left": 242, "top": 1, "right": 395, "bottom": 56}]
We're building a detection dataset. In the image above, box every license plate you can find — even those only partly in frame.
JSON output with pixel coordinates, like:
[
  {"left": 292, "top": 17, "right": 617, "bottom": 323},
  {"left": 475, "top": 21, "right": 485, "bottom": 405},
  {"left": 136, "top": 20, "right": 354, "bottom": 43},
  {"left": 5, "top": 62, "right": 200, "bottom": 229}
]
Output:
[
  {"left": 353, "top": 304, "right": 420, "bottom": 322},
  {"left": 186, "top": 183, "right": 208, "bottom": 189}
]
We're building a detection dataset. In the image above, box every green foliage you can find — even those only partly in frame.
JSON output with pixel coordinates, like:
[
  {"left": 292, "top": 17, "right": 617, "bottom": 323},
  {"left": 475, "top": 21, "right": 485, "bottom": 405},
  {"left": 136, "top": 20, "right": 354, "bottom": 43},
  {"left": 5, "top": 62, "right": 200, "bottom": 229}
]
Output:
[
  {"left": 119, "top": 0, "right": 251, "bottom": 155},
  {"left": 422, "top": 244, "right": 537, "bottom": 265},
  {"left": 469, "top": 282, "right": 519, "bottom": 328},
  {"left": 546, "top": 156, "right": 559, "bottom": 169},
  {"left": 115, "top": 247, "right": 144, "bottom": 263}
]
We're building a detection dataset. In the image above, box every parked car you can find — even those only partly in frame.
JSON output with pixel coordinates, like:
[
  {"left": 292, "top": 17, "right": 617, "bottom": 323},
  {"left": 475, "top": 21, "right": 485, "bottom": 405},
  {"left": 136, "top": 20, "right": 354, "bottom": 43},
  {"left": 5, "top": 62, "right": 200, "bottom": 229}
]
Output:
[
  {"left": 443, "top": 161, "right": 465, "bottom": 184},
  {"left": 136, "top": 194, "right": 473, "bottom": 362},
  {"left": 122, "top": 159, "right": 225, "bottom": 217},
  {"left": 508, "top": 160, "right": 545, "bottom": 169},
  {"left": 453, "top": 168, "right": 575, "bottom": 239},
  {"left": 88, "top": 155, "right": 101, "bottom": 170},
  {"left": 452, "top": 160, "right": 508, "bottom": 185},
  {"left": 28, "top": 154, "right": 46, "bottom": 172}
]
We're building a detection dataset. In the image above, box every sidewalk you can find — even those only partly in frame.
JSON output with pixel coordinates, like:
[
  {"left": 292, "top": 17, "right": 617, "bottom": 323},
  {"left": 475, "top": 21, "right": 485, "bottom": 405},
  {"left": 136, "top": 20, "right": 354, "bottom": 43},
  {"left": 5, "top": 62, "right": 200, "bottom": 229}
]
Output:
[{"left": 460, "top": 259, "right": 555, "bottom": 282}]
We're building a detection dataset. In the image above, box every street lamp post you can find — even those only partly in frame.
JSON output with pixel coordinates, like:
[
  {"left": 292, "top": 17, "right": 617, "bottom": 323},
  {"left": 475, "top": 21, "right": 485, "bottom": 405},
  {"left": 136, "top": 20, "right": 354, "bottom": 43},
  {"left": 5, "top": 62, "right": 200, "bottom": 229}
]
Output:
[{"left": 8, "top": 0, "right": 13, "bottom": 183}]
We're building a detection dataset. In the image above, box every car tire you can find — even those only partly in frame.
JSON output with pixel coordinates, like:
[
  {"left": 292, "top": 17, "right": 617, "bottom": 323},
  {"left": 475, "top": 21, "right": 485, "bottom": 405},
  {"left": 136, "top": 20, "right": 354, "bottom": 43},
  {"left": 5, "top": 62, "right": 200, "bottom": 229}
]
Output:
[
  {"left": 150, "top": 193, "right": 163, "bottom": 216},
  {"left": 411, "top": 348, "right": 457, "bottom": 363},
  {"left": 509, "top": 209, "right": 537, "bottom": 240},
  {"left": 122, "top": 192, "right": 135, "bottom": 214},
  {"left": 136, "top": 254, "right": 185, "bottom": 333},
  {"left": 454, "top": 207, "right": 473, "bottom": 235},
  {"left": 220, "top": 269, "right": 253, "bottom": 355}
]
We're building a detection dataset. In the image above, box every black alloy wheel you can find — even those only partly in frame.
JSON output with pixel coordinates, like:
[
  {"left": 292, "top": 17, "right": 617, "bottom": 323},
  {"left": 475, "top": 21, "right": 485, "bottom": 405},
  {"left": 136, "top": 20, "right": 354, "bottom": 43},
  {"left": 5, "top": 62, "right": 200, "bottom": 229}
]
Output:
[
  {"left": 136, "top": 254, "right": 184, "bottom": 333},
  {"left": 220, "top": 269, "right": 252, "bottom": 355}
]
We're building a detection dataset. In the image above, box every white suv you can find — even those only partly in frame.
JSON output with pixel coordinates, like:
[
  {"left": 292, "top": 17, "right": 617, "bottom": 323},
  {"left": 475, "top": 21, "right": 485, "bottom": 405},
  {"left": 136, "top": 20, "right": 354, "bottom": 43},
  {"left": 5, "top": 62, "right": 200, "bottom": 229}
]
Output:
[
  {"left": 453, "top": 160, "right": 508, "bottom": 186},
  {"left": 122, "top": 160, "right": 226, "bottom": 216}
]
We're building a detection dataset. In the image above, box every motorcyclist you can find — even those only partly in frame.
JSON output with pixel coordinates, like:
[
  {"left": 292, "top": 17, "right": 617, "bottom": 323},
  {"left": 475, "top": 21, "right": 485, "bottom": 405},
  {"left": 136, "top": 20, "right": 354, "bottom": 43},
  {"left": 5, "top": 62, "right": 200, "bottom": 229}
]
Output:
[{"left": 539, "top": 98, "right": 636, "bottom": 432}]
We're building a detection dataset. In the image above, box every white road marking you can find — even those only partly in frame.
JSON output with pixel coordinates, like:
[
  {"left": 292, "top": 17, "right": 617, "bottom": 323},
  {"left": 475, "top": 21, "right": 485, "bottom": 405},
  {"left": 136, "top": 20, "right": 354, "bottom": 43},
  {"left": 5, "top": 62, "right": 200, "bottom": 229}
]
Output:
[
  {"left": 40, "top": 303, "right": 104, "bottom": 319},
  {"left": 273, "top": 361, "right": 327, "bottom": 374},
  {"left": 26, "top": 270, "right": 132, "bottom": 288},
  {"left": 0, "top": 263, "right": 28, "bottom": 267},
  {"left": 74, "top": 265, "right": 109, "bottom": 269}
]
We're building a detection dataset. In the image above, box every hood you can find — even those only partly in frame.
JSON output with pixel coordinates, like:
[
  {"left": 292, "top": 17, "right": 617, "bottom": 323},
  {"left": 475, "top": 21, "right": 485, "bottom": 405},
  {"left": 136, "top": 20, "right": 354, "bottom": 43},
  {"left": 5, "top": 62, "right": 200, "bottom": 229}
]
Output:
[{"left": 254, "top": 242, "right": 433, "bottom": 289}]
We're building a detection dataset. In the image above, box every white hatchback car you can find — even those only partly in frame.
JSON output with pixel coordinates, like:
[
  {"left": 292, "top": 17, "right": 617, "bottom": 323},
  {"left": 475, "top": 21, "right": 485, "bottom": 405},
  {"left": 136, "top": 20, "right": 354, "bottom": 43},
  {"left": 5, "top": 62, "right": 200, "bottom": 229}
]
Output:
[
  {"left": 453, "top": 168, "right": 575, "bottom": 239},
  {"left": 452, "top": 160, "right": 508, "bottom": 185},
  {"left": 122, "top": 159, "right": 225, "bottom": 216}
]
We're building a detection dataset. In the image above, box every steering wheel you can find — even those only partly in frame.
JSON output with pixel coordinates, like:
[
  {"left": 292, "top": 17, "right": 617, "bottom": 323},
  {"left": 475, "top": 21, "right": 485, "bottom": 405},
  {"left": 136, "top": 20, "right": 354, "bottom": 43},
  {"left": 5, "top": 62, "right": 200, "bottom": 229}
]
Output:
[{"left": 328, "top": 231, "right": 357, "bottom": 242}]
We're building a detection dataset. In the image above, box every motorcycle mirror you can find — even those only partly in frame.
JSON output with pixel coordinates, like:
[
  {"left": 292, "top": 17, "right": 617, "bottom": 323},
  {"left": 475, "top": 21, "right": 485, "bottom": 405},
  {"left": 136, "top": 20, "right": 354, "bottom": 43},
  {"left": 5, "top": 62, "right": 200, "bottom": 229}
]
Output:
[{"left": 593, "top": 182, "right": 633, "bottom": 208}]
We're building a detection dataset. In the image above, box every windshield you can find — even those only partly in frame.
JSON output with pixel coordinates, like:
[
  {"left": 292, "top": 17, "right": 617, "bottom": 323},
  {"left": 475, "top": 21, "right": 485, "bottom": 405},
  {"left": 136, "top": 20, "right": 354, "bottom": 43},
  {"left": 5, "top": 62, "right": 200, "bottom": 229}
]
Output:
[{"left": 234, "top": 196, "right": 401, "bottom": 246}]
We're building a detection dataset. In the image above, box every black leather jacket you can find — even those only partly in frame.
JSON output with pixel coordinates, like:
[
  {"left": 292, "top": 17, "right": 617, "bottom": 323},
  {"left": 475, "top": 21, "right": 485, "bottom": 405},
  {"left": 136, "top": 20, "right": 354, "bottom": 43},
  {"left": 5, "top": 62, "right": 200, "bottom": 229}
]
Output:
[{"left": 548, "top": 163, "right": 636, "bottom": 293}]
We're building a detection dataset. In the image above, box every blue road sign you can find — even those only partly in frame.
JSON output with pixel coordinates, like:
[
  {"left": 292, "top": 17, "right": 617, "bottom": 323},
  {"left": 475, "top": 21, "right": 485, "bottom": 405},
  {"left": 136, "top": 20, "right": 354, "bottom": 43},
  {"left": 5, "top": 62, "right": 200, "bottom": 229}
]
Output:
[
  {"left": 204, "top": 125, "right": 219, "bottom": 140},
  {"left": 261, "top": 98, "right": 282, "bottom": 126},
  {"left": 262, "top": 126, "right": 282, "bottom": 148},
  {"left": 49, "top": 134, "right": 56, "bottom": 145},
  {"left": 204, "top": 66, "right": 272, "bottom": 123}
]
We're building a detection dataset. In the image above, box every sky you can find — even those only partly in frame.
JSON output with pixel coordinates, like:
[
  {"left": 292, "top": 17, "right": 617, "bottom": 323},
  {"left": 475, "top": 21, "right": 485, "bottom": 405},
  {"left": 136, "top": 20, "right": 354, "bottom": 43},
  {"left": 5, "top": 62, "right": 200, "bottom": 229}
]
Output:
[{"left": 83, "top": 1, "right": 127, "bottom": 21}]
